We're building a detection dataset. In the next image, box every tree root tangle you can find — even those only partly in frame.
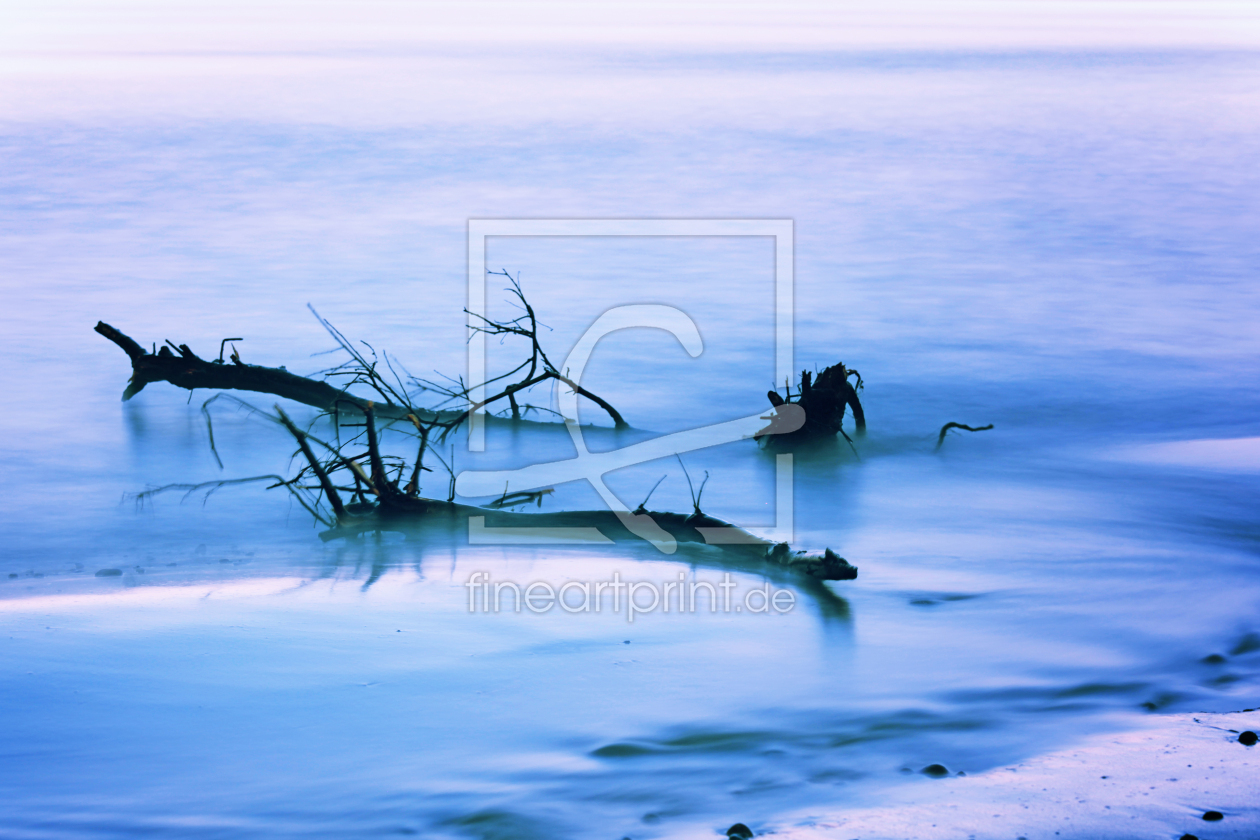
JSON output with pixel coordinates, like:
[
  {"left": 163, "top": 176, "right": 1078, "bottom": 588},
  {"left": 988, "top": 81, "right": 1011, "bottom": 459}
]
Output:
[{"left": 760, "top": 362, "right": 865, "bottom": 447}]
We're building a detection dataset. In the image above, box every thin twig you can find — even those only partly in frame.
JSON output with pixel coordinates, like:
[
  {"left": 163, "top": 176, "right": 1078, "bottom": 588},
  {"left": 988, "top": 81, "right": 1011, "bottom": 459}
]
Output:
[
  {"left": 676, "top": 455, "right": 699, "bottom": 513},
  {"left": 276, "top": 405, "right": 346, "bottom": 518},
  {"left": 634, "top": 474, "right": 668, "bottom": 514}
]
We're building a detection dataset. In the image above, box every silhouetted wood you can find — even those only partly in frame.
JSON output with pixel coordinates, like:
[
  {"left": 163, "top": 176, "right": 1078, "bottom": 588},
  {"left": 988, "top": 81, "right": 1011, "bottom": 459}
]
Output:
[
  {"left": 420, "top": 269, "right": 630, "bottom": 429},
  {"left": 275, "top": 406, "right": 347, "bottom": 519},
  {"left": 327, "top": 406, "right": 856, "bottom": 580},
  {"left": 95, "top": 321, "right": 429, "bottom": 420},
  {"left": 760, "top": 361, "right": 865, "bottom": 446},
  {"left": 321, "top": 499, "right": 859, "bottom": 581},
  {"left": 103, "top": 311, "right": 860, "bottom": 582},
  {"left": 934, "top": 422, "right": 994, "bottom": 451},
  {"left": 97, "top": 303, "right": 628, "bottom": 429}
]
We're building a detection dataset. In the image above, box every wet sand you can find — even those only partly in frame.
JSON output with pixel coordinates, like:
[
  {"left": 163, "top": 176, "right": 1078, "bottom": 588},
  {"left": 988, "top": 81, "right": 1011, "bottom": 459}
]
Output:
[{"left": 769, "top": 710, "right": 1260, "bottom": 840}]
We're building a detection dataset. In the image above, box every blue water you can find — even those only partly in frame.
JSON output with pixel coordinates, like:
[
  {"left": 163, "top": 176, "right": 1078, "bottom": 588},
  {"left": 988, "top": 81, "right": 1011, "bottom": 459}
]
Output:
[{"left": 2, "top": 42, "right": 1260, "bottom": 839}]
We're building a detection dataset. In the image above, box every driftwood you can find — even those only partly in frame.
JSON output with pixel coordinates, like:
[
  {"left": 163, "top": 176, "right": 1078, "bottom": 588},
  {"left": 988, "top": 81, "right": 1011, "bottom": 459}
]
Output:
[
  {"left": 313, "top": 405, "right": 857, "bottom": 581},
  {"left": 103, "top": 278, "right": 861, "bottom": 584},
  {"left": 934, "top": 422, "right": 994, "bottom": 452},
  {"left": 95, "top": 321, "right": 429, "bottom": 421},
  {"left": 759, "top": 362, "right": 865, "bottom": 446},
  {"left": 97, "top": 277, "right": 629, "bottom": 430},
  {"left": 451, "top": 270, "right": 628, "bottom": 428},
  {"left": 137, "top": 398, "right": 859, "bottom": 583},
  {"left": 333, "top": 499, "right": 858, "bottom": 580}
]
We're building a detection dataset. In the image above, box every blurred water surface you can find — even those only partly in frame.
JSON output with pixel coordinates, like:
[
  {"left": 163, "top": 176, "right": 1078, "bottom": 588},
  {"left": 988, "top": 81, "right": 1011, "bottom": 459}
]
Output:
[{"left": 1, "top": 34, "right": 1259, "bottom": 840}]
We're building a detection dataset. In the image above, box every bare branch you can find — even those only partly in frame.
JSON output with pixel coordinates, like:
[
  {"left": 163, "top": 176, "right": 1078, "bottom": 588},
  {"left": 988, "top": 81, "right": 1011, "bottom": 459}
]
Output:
[{"left": 934, "top": 422, "right": 994, "bottom": 452}]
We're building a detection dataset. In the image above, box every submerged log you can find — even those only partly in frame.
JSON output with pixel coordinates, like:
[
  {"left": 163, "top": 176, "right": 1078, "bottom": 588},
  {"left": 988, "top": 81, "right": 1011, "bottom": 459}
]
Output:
[
  {"left": 301, "top": 405, "right": 856, "bottom": 582},
  {"left": 323, "top": 497, "right": 859, "bottom": 581},
  {"left": 141, "top": 471, "right": 859, "bottom": 583}
]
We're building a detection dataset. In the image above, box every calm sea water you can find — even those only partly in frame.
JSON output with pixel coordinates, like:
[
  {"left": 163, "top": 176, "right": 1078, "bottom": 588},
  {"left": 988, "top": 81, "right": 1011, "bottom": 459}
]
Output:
[{"left": 2, "top": 42, "right": 1259, "bottom": 839}]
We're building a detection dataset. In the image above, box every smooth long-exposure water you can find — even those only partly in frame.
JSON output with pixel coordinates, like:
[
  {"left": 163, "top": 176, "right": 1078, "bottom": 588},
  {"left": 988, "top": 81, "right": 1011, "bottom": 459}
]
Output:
[{"left": 2, "top": 18, "right": 1260, "bottom": 840}]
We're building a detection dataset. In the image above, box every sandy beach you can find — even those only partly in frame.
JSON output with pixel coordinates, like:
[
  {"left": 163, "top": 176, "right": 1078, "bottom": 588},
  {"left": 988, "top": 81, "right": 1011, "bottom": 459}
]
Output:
[{"left": 766, "top": 711, "right": 1259, "bottom": 840}]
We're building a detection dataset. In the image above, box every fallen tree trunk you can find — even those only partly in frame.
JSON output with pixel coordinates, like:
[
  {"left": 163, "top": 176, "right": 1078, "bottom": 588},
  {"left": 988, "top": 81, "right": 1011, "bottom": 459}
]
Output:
[
  {"left": 95, "top": 321, "right": 432, "bottom": 421},
  {"left": 323, "top": 497, "right": 858, "bottom": 581},
  {"left": 140, "top": 400, "right": 859, "bottom": 583},
  {"left": 320, "top": 405, "right": 857, "bottom": 581},
  {"left": 105, "top": 312, "right": 861, "bottom": 584},
  {"left": 96, "top": 318, "right": 627, "bottom": 429}
]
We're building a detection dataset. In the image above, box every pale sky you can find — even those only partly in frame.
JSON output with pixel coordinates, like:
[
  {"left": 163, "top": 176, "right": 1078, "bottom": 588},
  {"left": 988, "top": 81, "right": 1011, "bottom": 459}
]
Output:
[{"left": 3, "top": 1, "right": 1260, "bottom": 52}]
